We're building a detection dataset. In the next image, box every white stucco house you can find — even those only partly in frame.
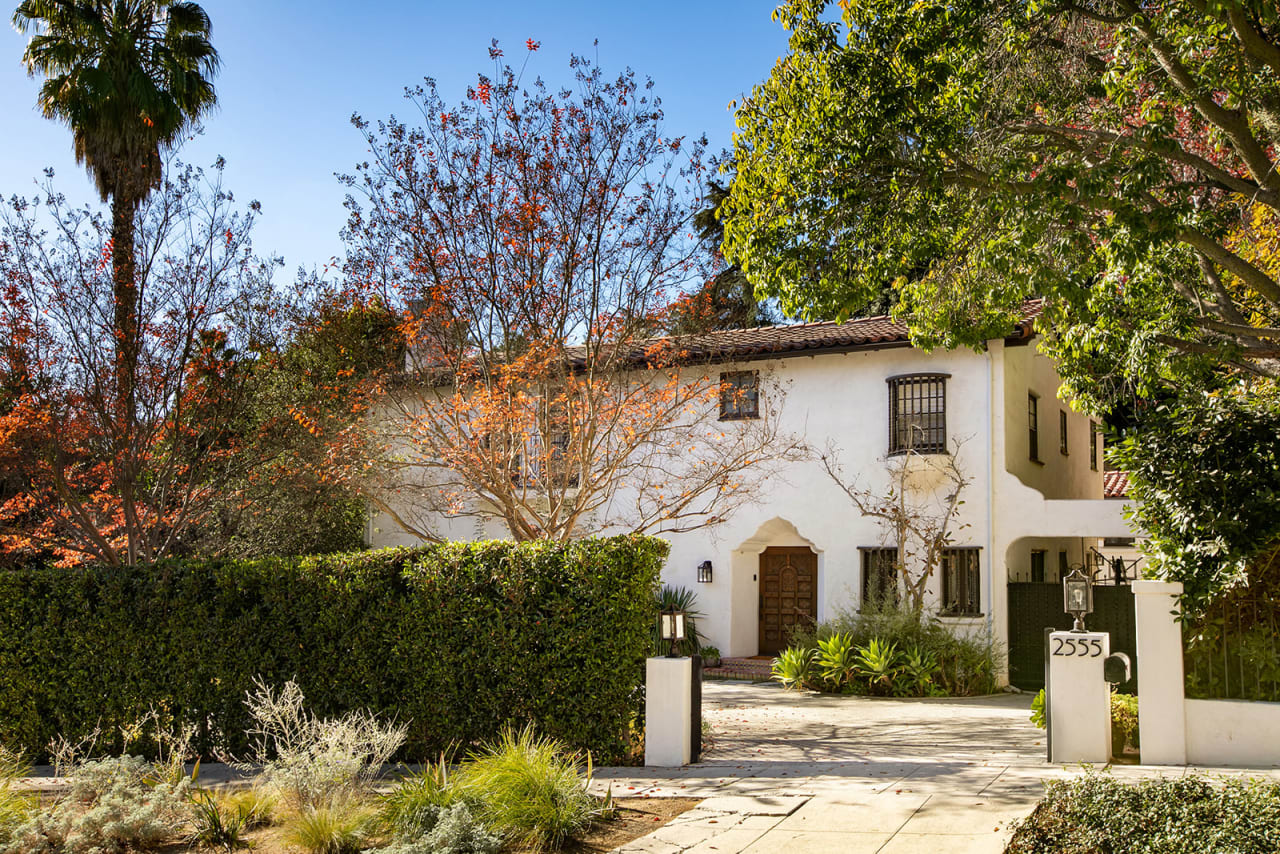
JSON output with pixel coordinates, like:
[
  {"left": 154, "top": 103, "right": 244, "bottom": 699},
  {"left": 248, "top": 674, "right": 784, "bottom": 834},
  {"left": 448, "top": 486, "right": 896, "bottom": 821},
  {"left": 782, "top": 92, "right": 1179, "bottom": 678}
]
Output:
[{"left": 368, "top": 302, "right": 1137, "bottom": 679}]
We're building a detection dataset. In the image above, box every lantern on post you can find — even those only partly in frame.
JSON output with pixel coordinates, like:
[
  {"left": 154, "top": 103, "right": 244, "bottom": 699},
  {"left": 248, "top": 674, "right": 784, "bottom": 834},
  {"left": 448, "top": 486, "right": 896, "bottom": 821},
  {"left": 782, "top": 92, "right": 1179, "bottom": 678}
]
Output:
[
  {"left": 1063, "top": 568, "right": 1093, "bottom": 632},
  {"left": 696, "top": 560, "right": 713, "bottom": 583},
  {"left": 660, "top": 606, "right": 687, "bottom": 658}
]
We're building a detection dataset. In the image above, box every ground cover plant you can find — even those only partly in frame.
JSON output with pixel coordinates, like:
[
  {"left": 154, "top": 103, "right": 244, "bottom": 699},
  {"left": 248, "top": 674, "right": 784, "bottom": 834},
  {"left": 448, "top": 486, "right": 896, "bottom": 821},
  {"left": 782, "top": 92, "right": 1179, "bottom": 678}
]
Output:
[
  {"left": 1006, "top": 772, "right": 1280, "bottom": 854},
  {"left": 776, "top": 602, "right": 1001, "bottom": 696}
]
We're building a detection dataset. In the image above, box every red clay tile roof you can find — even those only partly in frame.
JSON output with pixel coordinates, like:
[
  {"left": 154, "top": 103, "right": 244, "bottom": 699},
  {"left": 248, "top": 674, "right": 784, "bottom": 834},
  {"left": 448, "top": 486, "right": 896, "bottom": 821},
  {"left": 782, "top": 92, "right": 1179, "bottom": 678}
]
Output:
[
  {"left": 590, "top": 299, "right": 1044, "bottom": 366},
  {"left": 1104, "top": 471, "right": 1130, "bottom": 499}
]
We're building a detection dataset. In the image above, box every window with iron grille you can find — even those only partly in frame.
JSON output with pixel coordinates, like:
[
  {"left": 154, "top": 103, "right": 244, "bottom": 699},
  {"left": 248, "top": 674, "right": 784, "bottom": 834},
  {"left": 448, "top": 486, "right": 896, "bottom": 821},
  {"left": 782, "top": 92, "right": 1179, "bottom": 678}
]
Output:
[
  {"left": 887, "top": 374, "right": 948, "bottom": 455},
  {"left": 941, "top": 548, "right": 981, "bottom": 616},
  {"left": 1059, "top": 410, "right": 1069, "bottom": 455},
  {"left": 860, "top": 547, "right": 900, "bottom": 607},
  {"left": 719, "top": 371, "right": 760, "bottom": 420},
  {"left": 1028, "top": 393, "right": 1040, "bottom": 461}
]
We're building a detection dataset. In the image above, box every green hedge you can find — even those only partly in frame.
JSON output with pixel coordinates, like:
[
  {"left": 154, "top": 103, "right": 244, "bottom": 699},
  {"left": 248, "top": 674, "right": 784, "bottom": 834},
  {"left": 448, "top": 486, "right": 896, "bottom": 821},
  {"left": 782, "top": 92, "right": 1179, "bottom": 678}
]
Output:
[{"left": 0, "top": 536, "right": 665, "bottom": 764}]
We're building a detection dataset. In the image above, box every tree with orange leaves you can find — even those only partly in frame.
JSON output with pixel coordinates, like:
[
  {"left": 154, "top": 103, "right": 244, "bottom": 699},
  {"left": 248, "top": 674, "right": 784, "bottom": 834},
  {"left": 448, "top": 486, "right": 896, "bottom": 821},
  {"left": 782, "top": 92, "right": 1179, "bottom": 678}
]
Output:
[
  {"left": 0, "top": 160, "right": 288, "bottom": 566},
  {"left": 336, "top": 44, "right": 801, "bottom": 542}
]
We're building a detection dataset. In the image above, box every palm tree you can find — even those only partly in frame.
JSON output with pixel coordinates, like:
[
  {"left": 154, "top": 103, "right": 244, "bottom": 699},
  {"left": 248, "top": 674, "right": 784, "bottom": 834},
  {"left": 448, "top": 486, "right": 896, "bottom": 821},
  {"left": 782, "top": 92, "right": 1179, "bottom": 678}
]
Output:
[{"left": 13, "top": 0, "right": 219, "bottom": 564}]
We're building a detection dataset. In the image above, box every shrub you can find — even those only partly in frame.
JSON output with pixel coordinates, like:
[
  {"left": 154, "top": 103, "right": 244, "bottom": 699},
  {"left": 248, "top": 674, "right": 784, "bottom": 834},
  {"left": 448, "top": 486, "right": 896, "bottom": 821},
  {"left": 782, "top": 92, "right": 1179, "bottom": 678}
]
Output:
[
  {"left": 1110, "top": 692, "right": 1140, "bottom": 757},
  {"left": 455, "top": 726, "right": 602, "bottom": 852},
  {"left": 786, "top": 602, "right": 1001, "bottom": 696},
  {"left": 236, "top": 678, "right": 406, "bottom": 813},
  {"left": 283, "top": 803, "right": 374, "bottom": 854},
  {"left": 0, "top": 755, "right": 190, "bottom": 854},
  {"left": 0, "top": 746, "right": 34, "bottom": 845},
  {"left": 369, "top": 803, "right": 501, "bottom": 854},
  {"left": 188, "top": 790, "right": 250, "bottom": 852},
  {"left": 1007, "top": 771, "right": 1280, "bottom": 853},
  {"left": 771, "top": 647, "right": 817, "bottom": 690},
  {"left": 1029, "top": 689, "right": 1046, "bottom": 729},
  {"left": 379, "top": 757, "right": 466, "bottom": 840},
  {"left": 0, "top": 536, "right": 665, "bottom": 764}
]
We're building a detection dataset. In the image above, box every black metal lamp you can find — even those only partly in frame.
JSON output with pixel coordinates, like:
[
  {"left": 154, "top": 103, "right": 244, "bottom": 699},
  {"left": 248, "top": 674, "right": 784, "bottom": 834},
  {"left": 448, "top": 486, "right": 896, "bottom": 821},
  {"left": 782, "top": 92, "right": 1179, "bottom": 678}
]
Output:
[
  {"left": 660, "top": 606, "right": 687, "bottom": 658},
  {"left": 697, "top": 560, "right": 713, "bottom": 583},
  {"left": 1063, "top": 567, "right": 1093, "bottom": 632}
]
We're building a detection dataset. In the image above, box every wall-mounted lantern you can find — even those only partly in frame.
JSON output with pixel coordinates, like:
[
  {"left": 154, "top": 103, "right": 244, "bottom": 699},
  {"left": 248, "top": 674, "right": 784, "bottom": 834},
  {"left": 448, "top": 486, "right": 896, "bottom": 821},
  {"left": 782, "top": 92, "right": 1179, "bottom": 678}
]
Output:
[
  {"left": 697, "top": 560, "right": 713, "bottom": 583},
  {"left": 1063, "top": 567, "right": 1093, "bottom": 632},
  {"left": 660, "top": 606, "right": 687, "bottom": 658}
]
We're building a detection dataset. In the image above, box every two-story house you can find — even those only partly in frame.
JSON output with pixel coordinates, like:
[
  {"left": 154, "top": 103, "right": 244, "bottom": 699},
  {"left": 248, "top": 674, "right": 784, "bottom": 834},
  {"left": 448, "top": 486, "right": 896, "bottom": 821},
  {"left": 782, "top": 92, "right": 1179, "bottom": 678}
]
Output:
[{"left": 368, "top": 303, "right": 1136, "bottom": 683}]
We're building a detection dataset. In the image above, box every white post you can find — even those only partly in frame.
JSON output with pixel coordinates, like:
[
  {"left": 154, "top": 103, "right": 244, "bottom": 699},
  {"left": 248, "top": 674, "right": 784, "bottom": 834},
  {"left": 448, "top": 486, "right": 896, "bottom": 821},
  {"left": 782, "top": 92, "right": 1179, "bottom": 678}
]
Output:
[
  {"left": 1048, "top": 631, "right": 1112, "bottom": 763},
  {"left": 1132, "top": 579, "right": 1187, "bottom": 765},
  {"left": 645, "top": 657, "right": 692, "bottom": 766}
]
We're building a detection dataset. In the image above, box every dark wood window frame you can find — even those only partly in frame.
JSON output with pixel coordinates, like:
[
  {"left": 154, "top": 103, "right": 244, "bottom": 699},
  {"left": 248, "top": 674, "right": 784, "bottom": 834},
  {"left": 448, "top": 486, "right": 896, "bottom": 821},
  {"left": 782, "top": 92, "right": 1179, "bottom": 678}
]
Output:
[
  {"left": 1089, "top": 422, "right": 1099, "bottom": 471},
  {"left": 941, "top": 547, "right": 982, "bottom": 617},
  {"left": 1059, "top": 410, "right": 1070, "bottom": 456},
  {"left": 719, "top": 370, "right": 760, "bottom": 421},
  {"left": 1028, "top": 392, "right": 1041, "bottom": 463},
  {"left": 859, "top": 547, "right": 900, "bottom": 607},
  {"left": 887, "top": 373, "right": 949, "bottom": 455}
]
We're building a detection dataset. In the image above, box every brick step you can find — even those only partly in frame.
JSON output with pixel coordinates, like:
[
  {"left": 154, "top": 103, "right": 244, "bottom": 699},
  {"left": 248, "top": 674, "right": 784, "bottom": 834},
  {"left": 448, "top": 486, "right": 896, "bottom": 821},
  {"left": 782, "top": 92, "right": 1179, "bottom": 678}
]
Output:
[{"left": 704, "top": 656, "right": 775, "bottom": 681}]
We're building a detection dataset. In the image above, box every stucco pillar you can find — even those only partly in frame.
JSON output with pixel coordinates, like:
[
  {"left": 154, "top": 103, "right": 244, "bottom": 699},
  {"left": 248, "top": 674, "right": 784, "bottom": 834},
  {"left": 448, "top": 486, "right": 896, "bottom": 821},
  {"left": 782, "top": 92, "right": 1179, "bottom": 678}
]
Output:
[
  {"left": 1132, "top": 580, "right": 1187, "bottom": 765},
  {"left": 645, "top": 657, "right": 693, "bottom": 766}
]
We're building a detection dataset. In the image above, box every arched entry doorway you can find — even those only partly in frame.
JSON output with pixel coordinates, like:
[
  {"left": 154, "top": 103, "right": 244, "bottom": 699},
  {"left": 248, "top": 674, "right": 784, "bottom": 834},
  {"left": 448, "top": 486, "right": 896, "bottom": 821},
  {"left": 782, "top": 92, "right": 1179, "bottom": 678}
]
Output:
[{"left": 758, "top": 546, "right": 818, "bottom": 655}]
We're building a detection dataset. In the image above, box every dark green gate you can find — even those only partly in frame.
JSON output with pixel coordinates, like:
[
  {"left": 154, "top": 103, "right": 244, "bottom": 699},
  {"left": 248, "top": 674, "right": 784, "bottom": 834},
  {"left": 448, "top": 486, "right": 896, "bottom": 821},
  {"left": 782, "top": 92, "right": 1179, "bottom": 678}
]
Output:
[{"left": 1007, "top": 582, "right": 1137, "bottom": 693}]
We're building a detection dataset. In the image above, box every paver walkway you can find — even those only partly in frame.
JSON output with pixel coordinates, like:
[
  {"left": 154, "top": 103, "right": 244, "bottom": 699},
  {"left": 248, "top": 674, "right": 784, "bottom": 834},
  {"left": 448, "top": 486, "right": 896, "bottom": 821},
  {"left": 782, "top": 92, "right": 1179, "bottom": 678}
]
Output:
[{"left": 593, "top": 680, "right": 1275, "bottom": 853}]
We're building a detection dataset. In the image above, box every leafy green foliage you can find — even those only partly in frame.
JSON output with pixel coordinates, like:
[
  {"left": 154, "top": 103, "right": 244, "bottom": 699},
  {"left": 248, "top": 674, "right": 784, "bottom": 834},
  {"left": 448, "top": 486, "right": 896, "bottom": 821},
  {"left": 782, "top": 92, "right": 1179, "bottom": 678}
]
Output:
[
  {"left": 455, "top": 726, "right": 602, "bottom": 852},
  {"left": 1112, "top": 388, "right": 1280, "bottom": 613},
  {"left": 0, "top": 536, "right": 665, "bottom": 764},
  {"left": 724, "top": 0, "right": 1280, "bottom": 406},
  {"left": 816, "top": 633, "right": 858, "bottom": 688},
  {"left": 1029, "top": 689, "right": 1046, "bottom": 730},
  {"left": 1007, "top": 772, "right": 1280, "bottom": 854},
  {"left": 1110, "top": 693, "right": 1140, "bottom": 758}
]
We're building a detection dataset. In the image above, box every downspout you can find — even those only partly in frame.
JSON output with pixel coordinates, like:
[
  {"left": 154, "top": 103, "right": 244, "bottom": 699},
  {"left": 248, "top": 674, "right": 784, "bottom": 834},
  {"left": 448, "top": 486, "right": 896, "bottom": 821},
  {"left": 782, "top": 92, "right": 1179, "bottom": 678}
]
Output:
[{"left": 985, "top": 346, "right": 996, "bottom": 639}]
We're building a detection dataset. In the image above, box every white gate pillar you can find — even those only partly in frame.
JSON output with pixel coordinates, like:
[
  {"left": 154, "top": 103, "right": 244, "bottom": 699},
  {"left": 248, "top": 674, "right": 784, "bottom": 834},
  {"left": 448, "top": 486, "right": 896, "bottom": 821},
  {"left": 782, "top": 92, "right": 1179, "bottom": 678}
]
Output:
[{"left": 1133, "top": 580, "right": 1187, "bottom": 765}]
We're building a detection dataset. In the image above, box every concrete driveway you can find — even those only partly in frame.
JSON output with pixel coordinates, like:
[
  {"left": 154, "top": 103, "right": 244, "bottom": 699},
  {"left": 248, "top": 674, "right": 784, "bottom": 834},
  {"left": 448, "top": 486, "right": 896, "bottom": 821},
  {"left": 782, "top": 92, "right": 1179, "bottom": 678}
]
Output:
[{"left": 593, "top": 681, "right": 1054, "bottom": 853}]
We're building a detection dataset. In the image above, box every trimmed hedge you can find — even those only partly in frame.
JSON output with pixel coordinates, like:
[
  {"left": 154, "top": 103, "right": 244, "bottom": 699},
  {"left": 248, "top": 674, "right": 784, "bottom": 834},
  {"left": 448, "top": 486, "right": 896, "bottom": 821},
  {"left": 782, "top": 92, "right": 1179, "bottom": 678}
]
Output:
[{"left": 0, "top": 536, "right": 665, "bottom": 764}]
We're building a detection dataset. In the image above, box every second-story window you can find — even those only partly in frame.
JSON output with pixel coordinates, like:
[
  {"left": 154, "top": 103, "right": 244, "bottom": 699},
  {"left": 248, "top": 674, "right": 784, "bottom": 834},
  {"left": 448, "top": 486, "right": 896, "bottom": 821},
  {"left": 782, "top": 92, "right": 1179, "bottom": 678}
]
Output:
[
  {"left": 887, "top": 373, "right": 948, "bottom": 455},
  {"left": 1059, "top": 410, "right": 1069, "bottom": 456},
  {"left": 719, "top": 370, "right": 760, "bottom": 420},
  {"left": 1090, "top": 422, "right": 1099, "bottom": 471},
  {"left": 1028, "top": 393, "right": 1040, "bottom": 462}
]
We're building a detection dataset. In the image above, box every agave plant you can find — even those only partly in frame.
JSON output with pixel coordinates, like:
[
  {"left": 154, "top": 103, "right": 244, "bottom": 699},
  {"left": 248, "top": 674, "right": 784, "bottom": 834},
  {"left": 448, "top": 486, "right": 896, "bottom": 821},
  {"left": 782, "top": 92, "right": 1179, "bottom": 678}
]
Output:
[
  {"left": 771, "top": 647, "right": 817, "bottom": 690},
  {"left": 855, "top": 639, "right": 901, "bottom": 695},
  {"left": 652, "top": 585, "right": 707, "bottom": 656},
  {"left": 816, "top": 632, "right": 858, "bottom": 689},
  {"left": 897, "top": 644, "right": 940, "bottom": 696}
]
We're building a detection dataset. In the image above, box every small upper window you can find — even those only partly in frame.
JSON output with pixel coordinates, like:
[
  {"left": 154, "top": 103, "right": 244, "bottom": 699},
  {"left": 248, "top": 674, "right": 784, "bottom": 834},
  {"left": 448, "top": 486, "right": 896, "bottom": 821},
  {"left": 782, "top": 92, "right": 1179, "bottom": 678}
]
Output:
[
  {"left": 1028, "top": 393, "right": 1040, "bottom": 462},
  {"left": 1059, "top": 410, "right": 1069, "bottom": 456},
  {"left": 719, "top": 371, "right": 759, "bottom": 420},
  {"left": 887, "top": 374, "right": 948, "bottom": 455}
]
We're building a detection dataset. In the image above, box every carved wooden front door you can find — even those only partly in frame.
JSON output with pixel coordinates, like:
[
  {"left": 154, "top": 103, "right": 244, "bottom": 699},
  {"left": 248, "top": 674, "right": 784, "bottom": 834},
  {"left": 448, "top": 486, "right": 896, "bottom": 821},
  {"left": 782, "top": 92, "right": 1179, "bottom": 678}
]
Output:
[{"left": 758, "top": 547, "right": 817, "bottom": 655}]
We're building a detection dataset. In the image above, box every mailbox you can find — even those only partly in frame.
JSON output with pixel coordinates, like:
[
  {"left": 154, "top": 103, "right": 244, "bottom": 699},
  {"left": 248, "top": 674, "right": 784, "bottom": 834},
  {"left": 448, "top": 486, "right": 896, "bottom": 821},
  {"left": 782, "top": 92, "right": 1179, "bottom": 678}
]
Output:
[{"left": 1104, "top": 651, "right": 1131, "bottom": 685}]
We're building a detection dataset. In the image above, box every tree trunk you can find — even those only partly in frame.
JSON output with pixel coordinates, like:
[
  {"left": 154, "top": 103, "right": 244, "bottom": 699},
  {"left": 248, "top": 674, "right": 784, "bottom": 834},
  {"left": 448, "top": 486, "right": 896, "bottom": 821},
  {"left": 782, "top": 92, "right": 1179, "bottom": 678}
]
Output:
[{"left": 111, "top": 191, "right": 141, "bottom": 566}]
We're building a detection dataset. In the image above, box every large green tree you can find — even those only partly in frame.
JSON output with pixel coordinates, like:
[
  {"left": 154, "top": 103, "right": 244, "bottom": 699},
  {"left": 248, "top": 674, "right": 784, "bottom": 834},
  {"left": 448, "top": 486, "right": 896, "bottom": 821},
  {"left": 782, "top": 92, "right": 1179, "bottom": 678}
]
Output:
[
  {"left": 722, "top": 0, "right": 1280, "bottom": 412},
  {"left": 12, "top": 0, "right": 219, "bottom": 564}
]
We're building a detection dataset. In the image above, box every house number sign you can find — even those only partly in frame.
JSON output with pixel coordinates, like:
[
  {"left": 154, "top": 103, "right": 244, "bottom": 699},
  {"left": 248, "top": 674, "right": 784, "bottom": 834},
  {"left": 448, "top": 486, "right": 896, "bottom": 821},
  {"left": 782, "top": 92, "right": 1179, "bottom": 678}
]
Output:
[{"left": 1050, "top": 633, "right": 1105, "bottom": 658}]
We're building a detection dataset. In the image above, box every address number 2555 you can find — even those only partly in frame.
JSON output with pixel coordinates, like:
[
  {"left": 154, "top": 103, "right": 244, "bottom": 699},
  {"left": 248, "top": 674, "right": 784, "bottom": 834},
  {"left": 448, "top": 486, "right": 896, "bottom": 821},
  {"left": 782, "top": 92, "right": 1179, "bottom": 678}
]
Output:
[{"left": 1051, "top": 636, "right": 1103, "bottom": 657}]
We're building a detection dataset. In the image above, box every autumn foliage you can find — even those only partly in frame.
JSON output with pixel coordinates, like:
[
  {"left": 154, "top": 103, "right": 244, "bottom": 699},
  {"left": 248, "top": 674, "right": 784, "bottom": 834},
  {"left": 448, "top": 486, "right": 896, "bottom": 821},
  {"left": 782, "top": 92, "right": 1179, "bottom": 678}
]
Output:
[{"left": 335, "top": 44, "right": 798, "bottom": 541}]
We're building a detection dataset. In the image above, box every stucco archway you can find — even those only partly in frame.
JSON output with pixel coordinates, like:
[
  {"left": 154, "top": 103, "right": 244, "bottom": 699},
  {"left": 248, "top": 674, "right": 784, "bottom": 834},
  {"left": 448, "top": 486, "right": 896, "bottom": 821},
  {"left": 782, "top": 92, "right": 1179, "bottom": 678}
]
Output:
[{"left": 725, "top": 517, "right": 824, "bottom": 657}]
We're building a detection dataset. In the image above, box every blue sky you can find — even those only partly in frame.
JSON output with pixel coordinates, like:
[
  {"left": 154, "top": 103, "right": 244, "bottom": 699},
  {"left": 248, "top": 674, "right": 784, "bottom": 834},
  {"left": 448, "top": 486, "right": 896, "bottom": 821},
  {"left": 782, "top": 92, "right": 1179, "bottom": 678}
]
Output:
[{"left": 0, "top": 1, "right": 792, "bottom": 275}]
